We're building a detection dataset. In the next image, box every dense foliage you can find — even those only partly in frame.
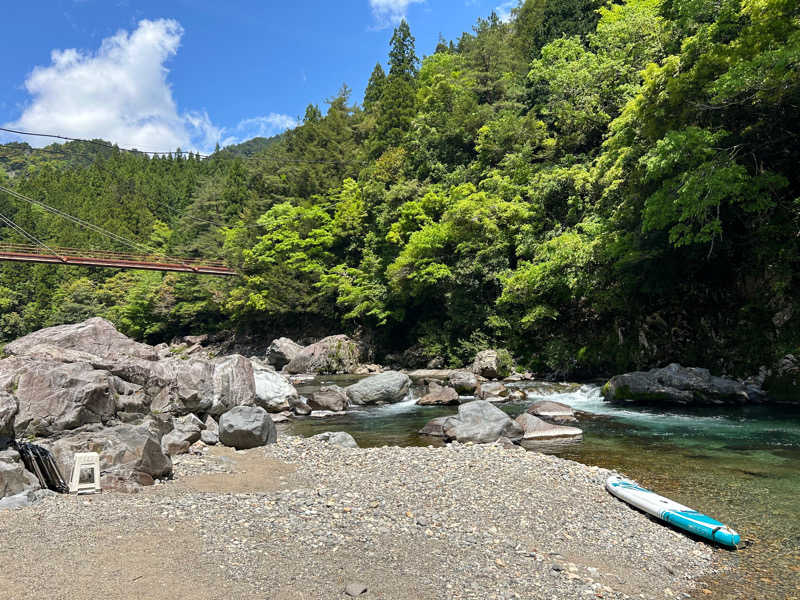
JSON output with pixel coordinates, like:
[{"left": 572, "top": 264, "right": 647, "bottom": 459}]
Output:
[{"left": 1, "top": 0, "right": 798, "bottom": 376}]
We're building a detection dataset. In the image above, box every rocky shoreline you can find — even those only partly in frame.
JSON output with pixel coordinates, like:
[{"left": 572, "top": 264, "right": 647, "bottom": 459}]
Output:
[{"left": 0, "top": 434, "right": 718, "bottom": 599}]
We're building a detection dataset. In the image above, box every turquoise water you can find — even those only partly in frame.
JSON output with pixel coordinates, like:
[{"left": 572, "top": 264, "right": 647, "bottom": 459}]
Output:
[{"left": 288, "top": 379, "right": 800, "bottom": 599}]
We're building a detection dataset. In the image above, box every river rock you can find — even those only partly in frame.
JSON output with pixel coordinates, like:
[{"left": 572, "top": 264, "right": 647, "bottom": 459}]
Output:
[
  {"left": 289, "top": 395, "right": 312, "bottom": 416},
  {"left": 441, "top": 400, "right": 523, "bottom": 444},
  {"left": 0, "top": 449, "right": 40, "bottom": 499},
  {"left": 265, "top": 337, "right": 302, "bottom": 369},
  {"left": 161, "top": 413, "right": 204, "bottom": 456},
  {"left": 284, "top": 335, "right": 362, "bottom": 374},
  {"left": 12, "top": 360, "right": 118, "bottom": 437},
  {"left": 471, "top": 349, "right": 512, "bottom": 379},
  {"left": 449, "top": 371, "right": 478, "bottom": 394},
  {"left": 252, "top": 362, "right": 299, "bottom": 412},
  {"left": 313, "top": 431, "right": 358, "bottom": 448},
  {"left": 310, "top": 385, "right": 350, "bottom": 412},
  {"left": 526, "top": 400, "right": 578, "bottom": 424},
  {"left": 417, "top": 382, "right": 460, "bottom": 406},
  {"left": 219, "top": 406, "right": 276, "bottom": 449},
  {"left": 4, "top": 317, "right": 158, "bottom": 365},
  {"left": 346, "top": 371, "right": 411, "bottom": 405},
  {"left": 47, "top": 423, "right": 172, "bottom": 490},
  {"left": 0, "top": 391, "right": 17, "bottom": 440},
  {"left": 477, "top": 381, "right": 507, "bottom": 400},
  {"left": 515, "top": 413, "right": 583, "bottom": 439},
  {"left": 603, "top": 363, "right": 754, "bottom": 405},
  {"left": 419, "top": 416, "right": 450, "bottom": 437}
]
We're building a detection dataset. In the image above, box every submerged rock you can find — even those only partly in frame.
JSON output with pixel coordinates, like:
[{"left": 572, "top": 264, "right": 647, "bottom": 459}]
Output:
[
  {"left": 219, "top": 406, "right": 276, "bottom": 449},
  {"left": 346, "top": 371, "right": 411, "bottom": 405},
  {"left": 515, "top": 413, "right": 583, "bottom": 439},
  {"left": 603, "top": 363, "right": 755, "bottom": 405},
  {"left": 526, "top": 400, "right": 578, "bottom": 424},
  {"left": 441, "top": 400, "right": 523, "bottom": 444},
  {"left": 284, "top": 335, "right": 362, "bottom": 374}
]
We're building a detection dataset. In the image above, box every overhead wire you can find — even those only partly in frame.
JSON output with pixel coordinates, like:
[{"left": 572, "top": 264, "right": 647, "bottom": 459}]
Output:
[{"left": 0, "top": 209, "right": 63, "bottom": 258}]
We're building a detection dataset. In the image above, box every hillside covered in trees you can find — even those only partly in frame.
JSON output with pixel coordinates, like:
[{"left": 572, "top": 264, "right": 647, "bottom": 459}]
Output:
[{"left": 0, "top": 0, "right": 797, "bottom": 377}]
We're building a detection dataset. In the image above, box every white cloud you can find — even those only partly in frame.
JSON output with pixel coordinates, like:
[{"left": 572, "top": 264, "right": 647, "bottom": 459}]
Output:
[
  {"left": 235, "top": 114, "right": 298, "bottom": 140},
  {"left": 495, "top": 0, "right": 516, "bottom": 22},
  {"left": 4, "top": 19, "right": 297, "bottom": 154},
  {"left": 369, "top": 0, "right": 424, "bottom": 27}
]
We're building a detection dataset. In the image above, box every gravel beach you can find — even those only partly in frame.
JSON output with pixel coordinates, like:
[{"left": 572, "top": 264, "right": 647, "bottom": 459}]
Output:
[{"left": 0, "top": 435, "right": 717, "bottom": 599}]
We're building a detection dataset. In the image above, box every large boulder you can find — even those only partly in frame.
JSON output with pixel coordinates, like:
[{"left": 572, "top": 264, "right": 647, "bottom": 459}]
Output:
[
  {"left": 417, "top": 382, "right": 459, "bottom": 406},
  {"left": 526, "top": 400, "right": 578, "bottom": 424},
  {"left": 161, "top": 413, "right": 204, "bottom": 456},
  {"left": 313, "top": 431, "right": 358, "bottom": 448},
  {"left": 449, "top": 371, "right": 478, "bottom": 394},
  {"left": 47, "top": 423, "right": 172, "bottom": 490},
  {"left": 515, "top": 413, "right": 583, "bottom": 439},
  {"left": 441, "top": 400, "right": 523, "bottom": 444},
  {"left": 0, "top": 449, "right": 40, "bottom": 500},
  {"left": 471, "top": 349, "right": 512, "bottom": 380},
  {"left": 265, "top": 337, "right": 303, "bottom": 370},
  {"left": 310, "top": 385, "right": 350, "bottom": 412},
  {"left": 284, "top": 335, "right": 362, "bottom": 374},
  {"left": 252, "top": 362, "right": 299, "bottom": 412},
  {"left": 345, "top": 371, "right": 411, "bottom": 405},
  {"left": 219, "top": 406, "right": 276, "bottom": 449},
  {"left": 12, "top": 361, "right": 118, "bottom": 437},
  {"left": 603, "top": 363, "right": 754, "bottom": 405},
  {"left": 4, "top": 317, "right": 157, "bottom": 365}
]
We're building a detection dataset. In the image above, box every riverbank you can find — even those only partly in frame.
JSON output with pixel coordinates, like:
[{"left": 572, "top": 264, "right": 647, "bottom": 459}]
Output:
[{"left": 0, "top": 435, "right": 715, "bottom": 600}]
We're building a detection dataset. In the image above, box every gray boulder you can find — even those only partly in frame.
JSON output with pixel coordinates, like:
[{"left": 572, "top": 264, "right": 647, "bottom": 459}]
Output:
[
  {"left": 252, "top": 362, "right": 299, "bottom": 412},
  {"left": 161, "top": 413, "right": 204, "bottom": 456},
  {"left": 515, "top": 413, "right": 583, "bottom": 439},
  {"left": 476, "top": 381, "right": 507, "bottom": 400},
  {"left": 419, "top": 416, "right": 450, "bottom": 437},
  {"left": 4, "top": 317, "right": 157, "bottom": 365},
  {"left": 289, "top": 395, "right": 312, "bottom": 416},
  {"left": 201, "top": 415, "right": 219, "bottom": 445},
  {"left": 417, "top": 382, "right": 460, "bottom": 406},
  {"left": 526, "top": 400, "right": 578, "bottom": 424},
  {"left": 284, "top": 335, "right": 362, "bottom": 374},
  {"left": 47, "top": 423, "right": 172, "bottom": 490},
  {"left": 313, "top": 431, "right": 358, "bottom": 448},
  {"left": 266, "top": 337, "right": 303, "bottom": 369},
  {"left": 441, "top": 400, "right": 523, "bottom": 444},
  {"left": 12, "top": 361, "right": 117, "bottom": 437},
  {"left": 346, "top": 371, "right": 411, "bottom": 405},
  {"left": 310, "top": 385, "right": 350, "bottom": 412},
  {"left": 0, "top": 391, "right": 17, "bottom": 440},
  {"left": 603, "top": 363, "right": 754, "bottom": 405},
  {"left": 0, "top": 449, "right": 40, "bottom": 500},
  {"left": 219, "top": 406, "right": 276, "bottom": 449},
  {"left": 449, "top": 371, "right": 478, "bottom": 394},
  {"left": 471, "top": 349, "right": 512, "bottom": 379}
]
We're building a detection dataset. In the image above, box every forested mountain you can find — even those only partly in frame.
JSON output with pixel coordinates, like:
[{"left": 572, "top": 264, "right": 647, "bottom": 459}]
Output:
[{"left": 0, "top": 0, "right": 797, "bottom": 377}]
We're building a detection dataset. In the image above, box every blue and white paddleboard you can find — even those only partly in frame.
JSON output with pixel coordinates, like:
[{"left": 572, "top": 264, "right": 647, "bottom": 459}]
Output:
[{"left": 606, "top": 475, "right": 740, "bottom": 547}]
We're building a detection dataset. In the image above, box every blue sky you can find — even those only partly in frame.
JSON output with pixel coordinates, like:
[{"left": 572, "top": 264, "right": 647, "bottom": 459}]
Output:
[{"left": 0, "top": 0, "right": 513, "bottom": 153}]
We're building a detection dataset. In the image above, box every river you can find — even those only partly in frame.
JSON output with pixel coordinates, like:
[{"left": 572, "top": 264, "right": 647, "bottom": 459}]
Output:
[{"left": 286, "top": 377, "right": 800, "bottom": 600}]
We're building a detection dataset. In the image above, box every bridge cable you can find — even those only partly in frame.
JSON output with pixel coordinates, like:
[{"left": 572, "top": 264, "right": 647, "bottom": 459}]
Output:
[{"left": 0, "top": 209, "right": 65, "bottom": 260}]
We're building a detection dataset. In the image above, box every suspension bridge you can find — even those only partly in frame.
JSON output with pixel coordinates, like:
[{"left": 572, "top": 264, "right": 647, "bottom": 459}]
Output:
[{"left": 0, "top": 183, "right": 237, "bottom": 277}]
